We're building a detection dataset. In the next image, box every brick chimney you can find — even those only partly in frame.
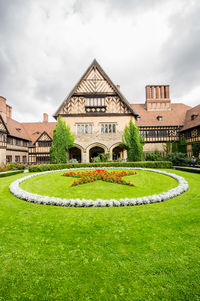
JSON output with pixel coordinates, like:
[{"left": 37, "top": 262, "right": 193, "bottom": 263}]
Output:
[
  {"left": 116, "top": 84, "right": 120, "bottom": 90},
  {"left": 43, "top": 113, "right": 48, "bottom": 123},
  {"left": 0, "top": 96, "right": 8, "bottom": 123},
  {"left": 6, "top": 104, "right": 12, "bottom": 118},
  {"left": 145, "top": 85, "right": 171, "bottom": 111}
]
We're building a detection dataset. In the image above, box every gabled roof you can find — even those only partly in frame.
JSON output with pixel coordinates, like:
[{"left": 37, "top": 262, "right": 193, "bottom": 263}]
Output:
[
  {"left": 33, "top": 131, "right": 52, "bottom": 145},
  {"left": 22, "top": 122, "right": 56, "bottom": 143},
  {"left": 0, "top": 114, "right": 8, "bottom": 133},
  {"left": 54, "top": 59, "right": 138, "bottom": 118},
  {"left": 181, "top": 104, "right": 200, "bottom": 131},
  {"left": 132, "top": 103, "right": 191, "bottom": 127}
]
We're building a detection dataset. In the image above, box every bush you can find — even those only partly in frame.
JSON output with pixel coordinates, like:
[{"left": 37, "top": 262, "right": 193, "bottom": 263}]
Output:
[
  {"left": 0, "top": 170, "right": 24, "bottom": 177},
  {"left": 174, "top": 166, "right": 200, "bottom": 173},
  {"left": 145, "top": 152, "right": 163, "bottom": 161},
  {"left": 117, "top": 157, "right": 126, "bottom": 162},
  {"left": 68, "top": 159, "right": 78, "bottom": 164},
  {"left": 165, "top": 152, "right": 191, "bottom": 166},
  {"left": 0, "top": 162, "right": 25, "bottom": 172},
  {"left": 93, "top": 156, "right": 101, "bottom": 163},
  {"left": 29, "top": 161, "right": 172, "bottom": 172}
]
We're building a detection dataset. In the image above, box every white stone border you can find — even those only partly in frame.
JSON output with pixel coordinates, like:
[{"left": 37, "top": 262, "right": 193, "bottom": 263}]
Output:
[{"left": 9, "top": 167, "right": 189, "bottom": 207}]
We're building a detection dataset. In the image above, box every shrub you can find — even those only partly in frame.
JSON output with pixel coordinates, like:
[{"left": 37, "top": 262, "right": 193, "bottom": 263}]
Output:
[
  {"left": 0, "top": 162, "right": 25, "bottom": 172},
  {"left": 145, "top": 152, "right": 163, "bottom": 161},
  {"left": 68, "top": 159, "right": 78, "bottom": 164},
  {"left": 117, "top": 157, "right": 126, "bottom": 162},
  {"left": 93, "top": 156, "right": 101, "bottom": 163},
  {"left": 0, "top": 170, "right": 24, "bottom": 177},
  {"left": 165, "top": 152, "right": 191, "bottom": 166},
  {"left": 29, "top": 161, "right": 172, "bottom": 172}
]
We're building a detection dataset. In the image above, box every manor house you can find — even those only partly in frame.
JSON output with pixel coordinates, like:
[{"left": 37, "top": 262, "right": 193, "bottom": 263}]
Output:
[{"left": 0, "top": 59, "right": 199, "bottom": 164}]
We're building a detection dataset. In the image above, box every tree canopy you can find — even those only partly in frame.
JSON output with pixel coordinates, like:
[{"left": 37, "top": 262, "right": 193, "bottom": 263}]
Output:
[
  {"left": 50, "top": 116, "right": 74, "bottom": 164},
  {"left": 122, "top": 119, "right": 144, "bottom": 161}
]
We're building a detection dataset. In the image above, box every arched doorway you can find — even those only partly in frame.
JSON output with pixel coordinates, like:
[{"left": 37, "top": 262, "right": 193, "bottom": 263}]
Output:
[
  {"left": 89, "top": 146, "right": 104, "bottom": 162},
  {"left": 69, "top": 147, "right": 82, "bottom": 163},
  {"left": 112, "top": 145, "right": 125, "bottom": 161}
]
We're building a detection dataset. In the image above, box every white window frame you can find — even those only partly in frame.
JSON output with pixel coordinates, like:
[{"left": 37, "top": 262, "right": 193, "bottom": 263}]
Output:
[
  {"left": 77, "top": 124, "right": 92, "bottom": 134},
  {"left": 100, "top": 123, "right": 116, "bottom": 134}
]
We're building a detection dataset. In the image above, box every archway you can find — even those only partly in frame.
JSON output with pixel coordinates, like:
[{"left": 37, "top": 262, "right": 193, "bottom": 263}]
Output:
[
  {"left": 69, "top": 147, "right": 82, "bottom": 163},
  {"left": 89, "top": 146, "right": 104, "bottom": 162},
  {"left": 112, "top": 145, "right": 125, "bottom": 161}
]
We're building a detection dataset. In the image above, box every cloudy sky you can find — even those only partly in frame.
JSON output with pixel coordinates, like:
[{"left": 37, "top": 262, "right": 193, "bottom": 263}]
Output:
[{"left": 0, "top": 0, "right": 200, "bottom": 122}]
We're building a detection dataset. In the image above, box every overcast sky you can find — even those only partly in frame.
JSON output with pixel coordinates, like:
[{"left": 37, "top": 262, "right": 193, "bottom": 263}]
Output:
[{"left": 0, "top": 0, "right": 200, "bottom": 122}]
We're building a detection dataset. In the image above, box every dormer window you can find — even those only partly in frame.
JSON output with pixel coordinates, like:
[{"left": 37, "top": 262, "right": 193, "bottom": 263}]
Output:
[
  {"left": 191, "top": 114, "right": 198, "bottom": 120},
  {"left": 136, "top": 116, "right": 141, "bottom": 121},
  {"left": 157, "top": 116, "right": 163, "bottom": 121},
  {"left": 16, "top": 128, "right": 21, "bottom": 132},
  {"left": 33, "top": 131, "right": 40, "bottom": 135}
]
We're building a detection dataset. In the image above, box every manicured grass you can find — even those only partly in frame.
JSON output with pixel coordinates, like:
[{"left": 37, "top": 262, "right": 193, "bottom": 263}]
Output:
[
  {"left": 20, "top": 170, "right": 177, "bottom": 200},
  {"left": 0, "top": 169, "right": 200, "bottom": 300}
]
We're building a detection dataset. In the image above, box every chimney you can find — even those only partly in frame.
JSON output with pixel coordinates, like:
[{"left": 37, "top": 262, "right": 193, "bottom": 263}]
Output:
[
  {"left": 0, "top": 96, "right": 7, "bottom": 123},
  {"left": 116, "top": 84, "right": 120, "bottom": 90},
  {"left": 145, "top": 85, "right": 171, "bottom": 111},
  {"left": 6, "top": 104, "right": 12, "bottom": 118},
  {"left": 43, "top": 113, "right": 48, "bottom": 123}
]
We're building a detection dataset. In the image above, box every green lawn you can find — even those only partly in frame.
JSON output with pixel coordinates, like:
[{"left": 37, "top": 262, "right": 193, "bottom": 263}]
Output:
[
  {"left": 0, "top": 169, "right": 200, "bottom": 300},
  {"left": 20, "top": 170, "right": 177, "bottom": 200}
]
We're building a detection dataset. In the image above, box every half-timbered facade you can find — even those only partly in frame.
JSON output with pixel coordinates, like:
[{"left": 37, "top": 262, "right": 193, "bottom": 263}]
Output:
[
  {"left": 0, "top": 59, "right": 199, "bottom": 165},
  {"left": 53, "top": 59, "right": 138, "bottom": 162},
  {"left": 180, "top": 105, "right": 200, "bottom": 156}
]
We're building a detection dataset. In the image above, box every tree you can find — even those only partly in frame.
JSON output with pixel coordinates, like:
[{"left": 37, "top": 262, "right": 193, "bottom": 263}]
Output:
[
  {"left": 50, "top": 116, "right": 74, "bottom": 164},
  {"left": 121, "top": 119, "right": 144, "bottom": 161}
]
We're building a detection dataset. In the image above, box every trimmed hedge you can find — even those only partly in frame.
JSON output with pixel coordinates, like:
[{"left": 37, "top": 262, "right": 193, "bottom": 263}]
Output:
[
  {"left": 0, "top": 170, "right": 24, "bottom": 178},
  {"left": 28, "top": 161, "right": 172, "bottom": 172},
  {"left": 173, "top": 166, "right": 200, "bottom": 174}
]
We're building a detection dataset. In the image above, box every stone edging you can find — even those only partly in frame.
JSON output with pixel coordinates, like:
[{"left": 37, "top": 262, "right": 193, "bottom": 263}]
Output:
[{"left": 9, "top": 167, "right": 189, "bottom": 207}]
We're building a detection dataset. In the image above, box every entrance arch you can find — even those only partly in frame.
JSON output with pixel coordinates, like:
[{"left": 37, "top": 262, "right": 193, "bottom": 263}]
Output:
[
  {"left": 69, "top": 147, "right": 82, "bottom": 163},
  {"left": 89, "top": 146, "right": 104, "bottom": 162},
  {"left": 110, "top": 143, "right": 126, "bottom": 161}
]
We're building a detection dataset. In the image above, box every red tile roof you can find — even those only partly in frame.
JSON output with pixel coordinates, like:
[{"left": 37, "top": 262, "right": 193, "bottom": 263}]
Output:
[
  {"left": 181, "top": 104, "right": 200, "bottom": 131},
  {"left": 6, "top": 117, "right": 30, "bottom": 140},
  {"left": 22, "top": 122, "right": 57, "bottom": 143},
  {"left": 132, "top": 103, "right": 191, "bottom": 127}
]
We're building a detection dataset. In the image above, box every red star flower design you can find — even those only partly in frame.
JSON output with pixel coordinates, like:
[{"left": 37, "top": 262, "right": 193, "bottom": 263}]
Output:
[{"left": 63, "top": 169, "right": 136, "bottom": 187}]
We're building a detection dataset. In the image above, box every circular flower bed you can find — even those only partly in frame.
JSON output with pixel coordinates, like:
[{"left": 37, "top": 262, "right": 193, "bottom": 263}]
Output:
[{"left": 9, "top": 168, "right": 189, "bottom": 207}]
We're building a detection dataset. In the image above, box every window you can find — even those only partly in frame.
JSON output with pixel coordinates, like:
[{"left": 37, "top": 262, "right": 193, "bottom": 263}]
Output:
[
  {"left": 15, "top": 156, "right": 20, "bottom": 163},
  {"left": 157, "top": 116, "right": 163, "bottom": 121},
  {"left": 87, "top": 97, "right": 105, "bottom": 106},
  {"left": 22, "top": 156, "right": 27, "bottom": 163},
  {"left": 77, "top": 124, "right": 92, "bottom": 134},
  {"left": 23, "top": 141, "right": 28, "bottom": 147},
  {"left": 191, "top": 114, "right": 198, "bottom": 121},
  {"left": 100, "top": 123, "right": 116, "bottom": 134},
  {"left": 38, "top": 141, "right": 52, "bottom": 147},
  {"left": 0, "top": 133, "right": 5, "bottom": 142},
  {"left": 136, "top": 116, "right": 141, "bottom": 121},
  {"left": 6, "top": 155, "right": 12, "bottom": 163},
  {"left": 16, "top": 139, "right": 21, "bottom": 146},
  {"left": 7, "top": 137, "right": 13, "bottom": 145},
  {"left": 36, "top": 156, "right": 50, "bottom": 163}
]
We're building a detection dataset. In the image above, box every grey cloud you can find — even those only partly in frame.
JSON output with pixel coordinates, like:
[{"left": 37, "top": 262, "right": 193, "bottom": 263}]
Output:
[{"left": 161, "top": 2, "right": 200, "bottom": 97}]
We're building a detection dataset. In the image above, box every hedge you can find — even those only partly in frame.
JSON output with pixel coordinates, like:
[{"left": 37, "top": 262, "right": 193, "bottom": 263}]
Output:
[
  {"left": 28, "top": 161, "right": 172, "bottom": 172},
  {"left": 0, "top": 170, "right": 24, "bottom": 178},
  {"left": 173, "top": 166, "right": 200, "bottom": 174}
]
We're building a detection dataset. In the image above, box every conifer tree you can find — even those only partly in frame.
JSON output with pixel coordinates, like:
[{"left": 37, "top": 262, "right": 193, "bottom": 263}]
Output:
[
  {"left": 122, "top": 119, "right": 144, "bottom": 161},
  {"left": 50, "top": 116, "right": 74, "bottom": 163}
]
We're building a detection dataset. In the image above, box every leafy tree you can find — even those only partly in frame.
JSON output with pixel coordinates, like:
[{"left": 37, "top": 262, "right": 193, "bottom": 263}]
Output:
[
  {"left": 122, "top": 119, "right": 144, "bottom": 161},
  {"left": 50, "top": 116, "right": 74, "bottom": 164}
]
